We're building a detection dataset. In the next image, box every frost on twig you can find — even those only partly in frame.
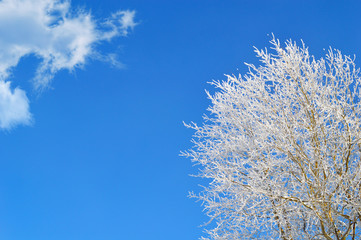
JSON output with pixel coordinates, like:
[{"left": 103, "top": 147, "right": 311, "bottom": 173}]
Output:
[{"left": 184, "top": 37, "right": 361, "bottom": 239}]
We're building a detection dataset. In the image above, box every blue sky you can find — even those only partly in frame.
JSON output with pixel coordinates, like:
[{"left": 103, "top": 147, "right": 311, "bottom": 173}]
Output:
[{"left": 1, "top": 0, "right": 361, "bottom": 239}]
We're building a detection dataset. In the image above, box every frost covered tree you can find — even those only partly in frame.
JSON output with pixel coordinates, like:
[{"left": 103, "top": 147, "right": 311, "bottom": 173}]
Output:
[{"left": 183, "top": 38, "right": 361, "bottom": 239}]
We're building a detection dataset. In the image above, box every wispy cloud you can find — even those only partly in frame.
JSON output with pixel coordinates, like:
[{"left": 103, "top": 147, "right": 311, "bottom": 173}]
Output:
[{"left": 0, "top": 0, "right": 136, "bottom": 129}]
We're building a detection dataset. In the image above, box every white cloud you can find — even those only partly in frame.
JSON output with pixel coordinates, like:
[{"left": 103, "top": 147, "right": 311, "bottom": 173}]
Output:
[
  {"left": 0, "top": 0, "right": 136, "bottom": 129},
  {"left": 0, "top": 81, "right": 31, "bottom": 129},
  {"left": 101, "top": 10, "right": 137, "bottom": 41}
]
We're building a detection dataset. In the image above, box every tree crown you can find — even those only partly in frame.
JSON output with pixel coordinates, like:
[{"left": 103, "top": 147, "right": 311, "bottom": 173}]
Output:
[{"left": 184, "top": 38, "right": 361, "bottom": 239}]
